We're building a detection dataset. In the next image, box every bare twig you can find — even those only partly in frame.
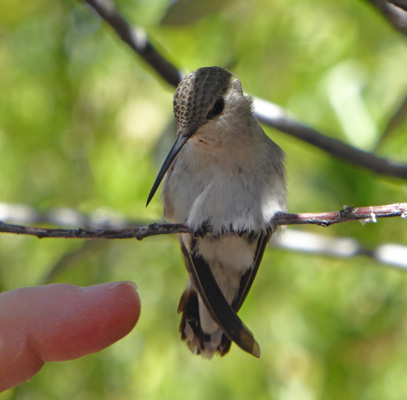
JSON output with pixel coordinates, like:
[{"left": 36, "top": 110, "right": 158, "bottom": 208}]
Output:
[
  {"left": 82, "top": 0, "right": 407, "bottom": 180},
  {"left": 84, "top": 0, "right": 182, "bottom": 86},
  {"left": 366, "top": 0, "right": 407, "bottom": 36},
  {"left": 389, "top": 0, "right": 407, "bottom": 12},
  {"left": 253, "top": 99, "right": 407, "bottom": 180},
  {"left": 0, "top": 203, "right": 405, "bottom": 240},
  {"left": 274, "top": 203, "right": 407, "bottom": 226},
  {"left": 1, "top": 203, "right": 406, "bottom": 270},
  {"left": 0, "top": 221, "right": 189, "bottom": 240}
]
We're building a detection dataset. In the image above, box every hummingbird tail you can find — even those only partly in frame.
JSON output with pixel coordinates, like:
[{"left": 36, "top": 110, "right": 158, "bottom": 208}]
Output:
[{"left": 177, "top": 284, "right": 232, "bottom": 358}]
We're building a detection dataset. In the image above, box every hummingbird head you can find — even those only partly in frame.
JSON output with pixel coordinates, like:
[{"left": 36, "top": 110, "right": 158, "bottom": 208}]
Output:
[
  {"left": 147, "top": 67, "right": 244, "bottom": 206},
  {"left": 173, "top": 67, "right": 242, "bottom": 136}
]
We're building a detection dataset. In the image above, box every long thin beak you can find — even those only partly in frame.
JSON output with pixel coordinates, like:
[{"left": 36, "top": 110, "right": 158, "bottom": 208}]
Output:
[{"left": 146, "top": 134, "right": 190, "bottom": 206}]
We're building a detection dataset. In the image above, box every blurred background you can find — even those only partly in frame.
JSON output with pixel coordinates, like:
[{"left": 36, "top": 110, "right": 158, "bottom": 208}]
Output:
[{"left": 0, "top": 0, "right": 407, "bottom": 399}]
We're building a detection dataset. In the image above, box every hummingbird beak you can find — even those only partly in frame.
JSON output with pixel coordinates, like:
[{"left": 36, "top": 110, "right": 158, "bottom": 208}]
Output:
[{"left": 146, "top": 133, "right": 191, "bottom": 206}]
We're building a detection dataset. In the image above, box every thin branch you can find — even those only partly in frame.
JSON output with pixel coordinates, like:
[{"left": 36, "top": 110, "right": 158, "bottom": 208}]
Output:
[
  {"left": 389, "top": 0, "right": 407, "bottom": 12},
  {"left": 0, "top": 220, "right": 189, "bottom": 240},
  {"left": 0, "top": 203, "right": 405, "bottom": 240},
  {"left": 1, "top": 203, "right": 406, "bottom": 270},
  {"left": 82, "top": 0, "right": 407, "bottom": 181},
  {"left": 274, "top": 203, "right": 407, "bottom": 226},
  {"left": 366, "top": 0, "right": 407, "bottom": 36},
  {"left": 253, "top": 99, "right": 407, "bottom": 180},
  {"left": 84, "top": 0, "right": 182, "bottom": 87}
]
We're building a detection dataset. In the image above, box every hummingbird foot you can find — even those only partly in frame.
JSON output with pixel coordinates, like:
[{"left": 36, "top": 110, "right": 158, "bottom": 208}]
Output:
[{"left": 192, "top": 221, "right": 211, "bottom": 238}]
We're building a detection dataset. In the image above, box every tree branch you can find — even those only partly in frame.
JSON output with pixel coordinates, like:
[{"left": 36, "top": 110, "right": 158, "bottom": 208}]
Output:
[
  {"left": 84, "top": 0, "right": 182, "bottom": 87},
  {"left": 82, "top": 0, "right": 407, "bottom": 181},
  {"left": 0, "top": 203, "right": 405, "bottom": 240},
  {"left": 253, "top": 99, "right": 407, "bottom": 180},
  {"left": 274, "top": 203, "right": 407, "bottom": 226},
  {"left": 1, "top": 203, "right": 406, "bottom": 270},
  {"left": 366, "top": 0, "right": 407, "bottom": 36},
  {"left": 389, "top": 0, "right": 407, "bottom": 11}
]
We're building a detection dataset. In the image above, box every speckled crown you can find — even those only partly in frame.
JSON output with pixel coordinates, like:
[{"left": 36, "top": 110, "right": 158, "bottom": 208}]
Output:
[{"left": 173, "top": 67, "right": 240, "bottom": 135}]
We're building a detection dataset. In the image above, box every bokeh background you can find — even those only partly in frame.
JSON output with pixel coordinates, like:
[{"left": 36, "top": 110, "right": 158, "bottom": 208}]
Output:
[{"left": 1, "top": 0, "right": 407, "bottom": 399}]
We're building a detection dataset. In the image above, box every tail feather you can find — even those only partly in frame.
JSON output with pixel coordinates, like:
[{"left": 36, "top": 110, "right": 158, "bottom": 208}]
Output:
[
  {"left": 178, "top": 285, "right": 232, "bottom": 358},
  {"left": 175, "top": 233, "right": 271, "bottom": 358}
]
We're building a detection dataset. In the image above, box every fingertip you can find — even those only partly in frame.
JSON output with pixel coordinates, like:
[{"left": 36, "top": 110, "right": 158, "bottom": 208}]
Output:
[
  {"left": 85, "top": 281, "right": 141, "bottom": 324},
  {"left": 98, "top": 281, "right": 141, "bottom": 335},
  {"left": 0, "top": 281, "right": 142, "bottom": 391},
  {"left": 41, "top": 281, "right": 141, "bottom": 362}
]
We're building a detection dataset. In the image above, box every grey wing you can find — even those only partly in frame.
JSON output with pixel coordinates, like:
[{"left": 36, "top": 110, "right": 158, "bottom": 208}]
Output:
[{"left": 180, "top": 238, "right": 261, "bottom": 358}]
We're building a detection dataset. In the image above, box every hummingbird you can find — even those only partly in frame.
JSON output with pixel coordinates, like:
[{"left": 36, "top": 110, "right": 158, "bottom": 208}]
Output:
[{"left": 147, "top": 67, "right": 286, "bottom": 358}]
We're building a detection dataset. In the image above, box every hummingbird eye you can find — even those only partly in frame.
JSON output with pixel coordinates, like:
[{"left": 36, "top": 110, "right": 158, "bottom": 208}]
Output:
[{"left": 207, "top": 97, "right": 225, "bottom": 119}]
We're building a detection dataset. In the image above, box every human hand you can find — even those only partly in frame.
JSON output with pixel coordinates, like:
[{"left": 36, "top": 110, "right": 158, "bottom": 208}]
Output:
[{"left": 0, "top": 281, "right": 141, "bottom": 392}]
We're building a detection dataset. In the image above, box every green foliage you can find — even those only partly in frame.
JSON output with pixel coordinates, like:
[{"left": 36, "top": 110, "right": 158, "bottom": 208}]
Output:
[{"left": 0, "top": 0, "right": 406, "bottom": 399}]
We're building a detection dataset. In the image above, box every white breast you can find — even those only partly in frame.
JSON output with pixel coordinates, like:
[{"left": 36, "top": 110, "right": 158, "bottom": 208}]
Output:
[{"left": 162, "top": 122, "right": 286, "bottom": 234}]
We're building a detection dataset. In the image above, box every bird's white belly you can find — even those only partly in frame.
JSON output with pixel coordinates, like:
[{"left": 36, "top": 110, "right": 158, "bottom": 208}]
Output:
[
  {"left": 164, "top": 166, "right": 275, "bottom": 234},
  {"left": 179, "top": 232, "right": 256, "bottom": 308},
  {"left": 196, "top": 234, "right": 257, "bottom": 271}
]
